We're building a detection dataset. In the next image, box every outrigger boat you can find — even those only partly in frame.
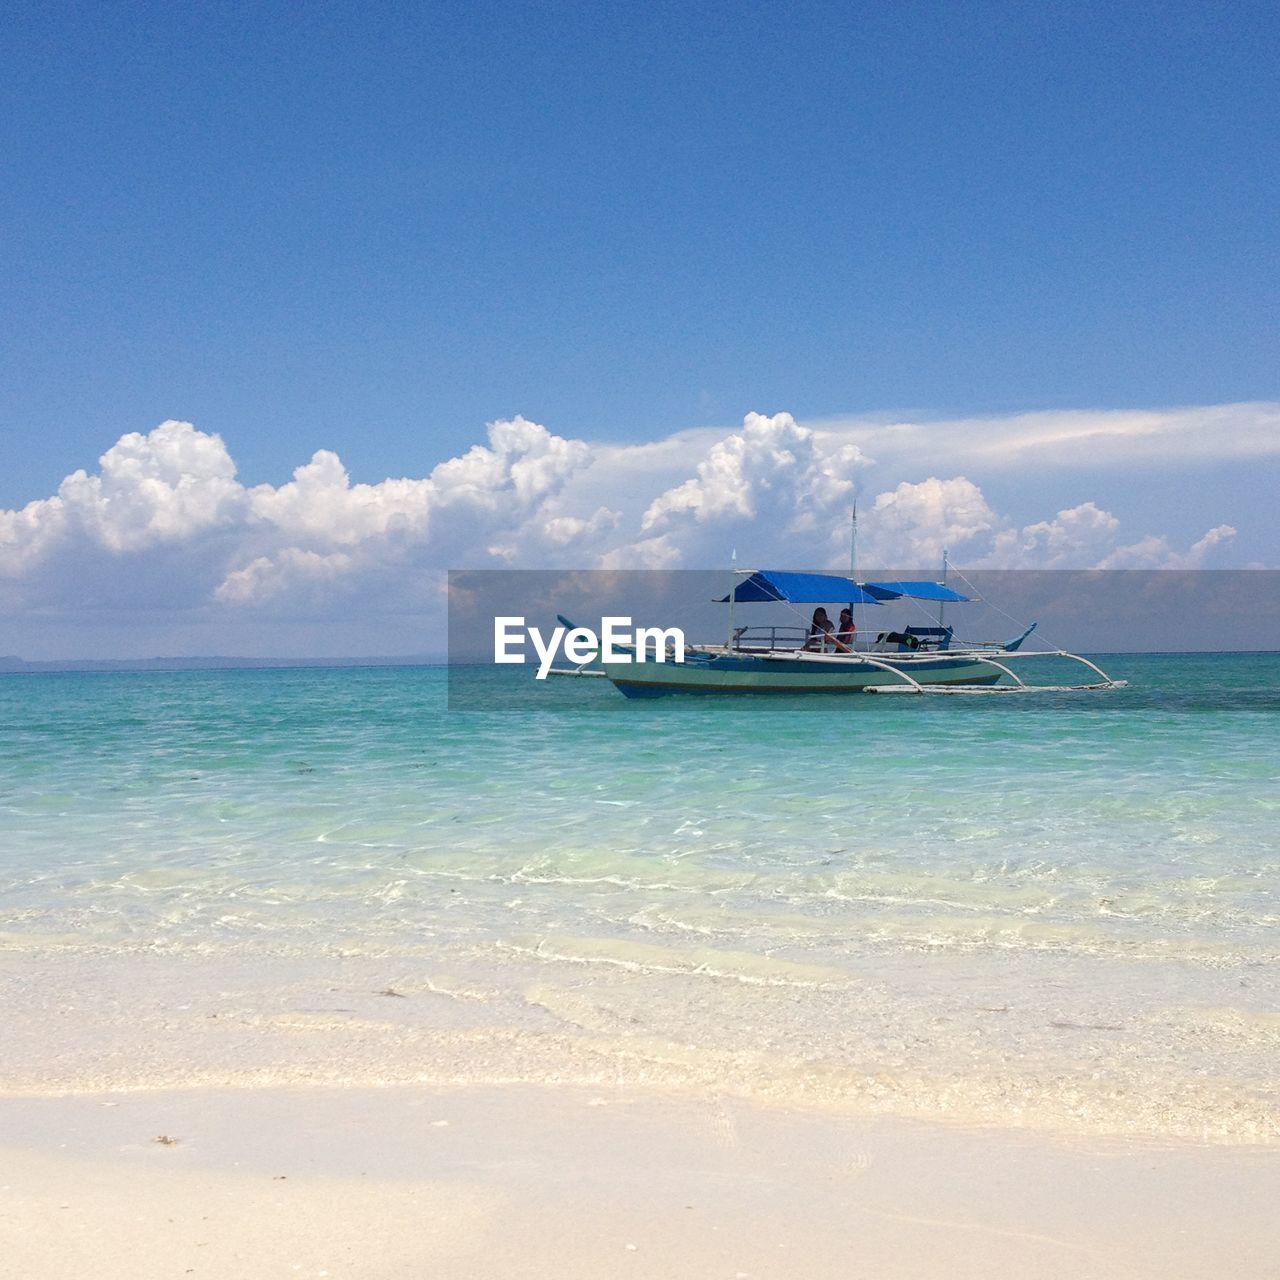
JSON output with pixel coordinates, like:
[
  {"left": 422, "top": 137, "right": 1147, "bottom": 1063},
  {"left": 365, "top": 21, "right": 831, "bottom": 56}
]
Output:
[{"left": 556, "top": 567, "right": 1126, "bottom": 698}]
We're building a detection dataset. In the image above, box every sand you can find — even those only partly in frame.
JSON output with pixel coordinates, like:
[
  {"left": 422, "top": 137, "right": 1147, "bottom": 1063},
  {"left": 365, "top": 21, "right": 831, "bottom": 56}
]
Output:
[{"left": 2, "top": 1084, "right": 1276, "bottom": 1280}]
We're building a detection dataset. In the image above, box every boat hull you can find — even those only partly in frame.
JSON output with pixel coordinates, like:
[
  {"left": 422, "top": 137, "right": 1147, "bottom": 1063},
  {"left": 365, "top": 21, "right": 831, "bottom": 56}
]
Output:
[{"left": 603, "top": 651, "right": 1004, "bottom": 697}]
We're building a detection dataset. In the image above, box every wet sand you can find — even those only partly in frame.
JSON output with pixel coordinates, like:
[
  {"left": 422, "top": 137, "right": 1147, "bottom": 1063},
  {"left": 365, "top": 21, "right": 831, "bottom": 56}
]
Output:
[{"left": 2, "top": 1084, "right": 1276, "bottom": 1280}]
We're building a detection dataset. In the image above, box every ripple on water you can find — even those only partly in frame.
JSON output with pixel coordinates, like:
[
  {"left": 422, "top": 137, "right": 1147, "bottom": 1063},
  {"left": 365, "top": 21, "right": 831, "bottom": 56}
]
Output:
[{"left": 1, "top": 658, "right": 1278, "bottom": 1137}]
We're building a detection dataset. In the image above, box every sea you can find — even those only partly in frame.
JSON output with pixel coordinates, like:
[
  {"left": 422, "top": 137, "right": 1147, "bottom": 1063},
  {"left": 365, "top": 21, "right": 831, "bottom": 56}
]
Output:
[{"left": 1, "top": 655, "right": 1277, "bottom": 1142}]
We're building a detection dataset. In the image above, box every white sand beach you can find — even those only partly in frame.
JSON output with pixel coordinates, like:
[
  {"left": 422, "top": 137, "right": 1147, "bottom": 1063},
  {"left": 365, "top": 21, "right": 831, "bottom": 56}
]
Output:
[
  {"left": 3, "top": 1084, "right": 1277, "bottom": 1280},
  {"left": 4, "top": 660, "right": 1278, "bottom": 1277}
]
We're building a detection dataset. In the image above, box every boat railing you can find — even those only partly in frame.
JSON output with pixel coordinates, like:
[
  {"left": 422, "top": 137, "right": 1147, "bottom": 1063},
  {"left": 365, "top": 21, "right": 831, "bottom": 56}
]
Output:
[
  {"left": 732, "top": 625, "right": 810, "bottom": 651},
  {"left": 731, "top": 626, "right": 953, "bottom": 655}
]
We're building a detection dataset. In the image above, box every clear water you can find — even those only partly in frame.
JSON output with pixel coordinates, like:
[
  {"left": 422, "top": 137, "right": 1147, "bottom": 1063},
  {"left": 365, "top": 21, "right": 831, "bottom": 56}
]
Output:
[{"left": 2, "top": 657, "right": 1277, "bottom": 1140}]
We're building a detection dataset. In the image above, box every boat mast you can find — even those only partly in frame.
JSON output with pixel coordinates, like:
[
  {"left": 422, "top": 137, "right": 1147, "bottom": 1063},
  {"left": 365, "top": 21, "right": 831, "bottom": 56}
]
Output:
[
  {"left": 939, "top": 547, "right": 948, "bottom": 629},
  {"left": 726, "top": 548, "right": 737, "bottom": 650},
  {"left": 848, "top": 506, "right": 858, "bottom": 636}
]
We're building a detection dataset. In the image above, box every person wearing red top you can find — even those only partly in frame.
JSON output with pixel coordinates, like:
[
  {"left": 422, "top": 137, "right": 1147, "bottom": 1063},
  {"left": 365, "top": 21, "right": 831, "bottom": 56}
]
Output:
[
  {"left": 804, "top": 607, "right": 852, "bottom": 653},
  {"left": 836, "top": 607, "right": 857, "bottom": 650}
]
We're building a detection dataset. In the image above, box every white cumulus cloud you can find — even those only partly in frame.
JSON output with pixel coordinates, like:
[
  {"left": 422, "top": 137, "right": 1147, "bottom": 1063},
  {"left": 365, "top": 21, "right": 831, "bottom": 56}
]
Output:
[
  {"left": 246, "top": 451, "right": 431, "bottom": 547},
  {"left": 0, "top": 403, "right": 1268, "bottom": 656},
  {"left": 985, "top": 501, "right": 1122, "bottom": 568},
  {"left": 639, "top": 411, "right": 866, "bottom": 562},
  {"left": 1097, "top": 523, "right": 1237, "bottom": 569},
  {"left": 863, "top": 477, "right": 999, "bottom": 565},
  {"left": 1, "top": 421, "right": 244, "bottom": 574},
  {"left": 215, "top": 549, "right": 355, "bottom": 605}
]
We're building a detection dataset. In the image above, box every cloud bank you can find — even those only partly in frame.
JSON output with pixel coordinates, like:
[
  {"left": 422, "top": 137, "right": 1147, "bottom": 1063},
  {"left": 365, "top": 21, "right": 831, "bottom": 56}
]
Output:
[{"left": 2, "top": 402, "right": 1273, "bottom": 651}]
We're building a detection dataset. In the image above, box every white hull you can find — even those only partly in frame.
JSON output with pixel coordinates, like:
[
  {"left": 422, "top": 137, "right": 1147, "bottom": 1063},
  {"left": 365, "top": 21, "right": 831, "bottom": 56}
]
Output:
[{"left": 602, "top": 647, "right": 1006, "bottom": 697}]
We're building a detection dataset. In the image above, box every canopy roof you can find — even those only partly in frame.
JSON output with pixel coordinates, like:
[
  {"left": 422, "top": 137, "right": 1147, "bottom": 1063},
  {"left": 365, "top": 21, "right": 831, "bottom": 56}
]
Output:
[
  {"left": 719, "top": 571, "right": 882, "bottom": 605},
  {"left": 718, "top": 570, "right": 969, "bottom": 605},
  {"left": 862, "top": 579, "right": 970, "bottom": 603}
]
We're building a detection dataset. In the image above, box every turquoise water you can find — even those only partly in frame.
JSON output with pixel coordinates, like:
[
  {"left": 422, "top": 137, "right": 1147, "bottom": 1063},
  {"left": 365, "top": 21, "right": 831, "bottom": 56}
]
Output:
[{"left": 1, "top": 656, "right": 1277, "bottom": 1139}]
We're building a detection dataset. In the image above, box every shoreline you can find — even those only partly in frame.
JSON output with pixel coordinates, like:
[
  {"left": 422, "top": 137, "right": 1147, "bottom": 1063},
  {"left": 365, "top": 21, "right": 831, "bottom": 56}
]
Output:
[
  {"left": 3, "top": 1082, "right": 1277, "bottom": 1280},
  {"left": 4, "top": 945, "right": 1276, "bottom": 1147}
]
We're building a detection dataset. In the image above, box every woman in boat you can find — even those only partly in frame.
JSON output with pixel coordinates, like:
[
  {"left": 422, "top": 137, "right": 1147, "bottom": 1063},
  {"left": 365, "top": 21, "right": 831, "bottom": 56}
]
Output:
[
  {"left": 804, "top": 608, "right": 851, "bottom": 653},
  {"left": 836, "top": 607, "right": 857, "bottom": 649}
]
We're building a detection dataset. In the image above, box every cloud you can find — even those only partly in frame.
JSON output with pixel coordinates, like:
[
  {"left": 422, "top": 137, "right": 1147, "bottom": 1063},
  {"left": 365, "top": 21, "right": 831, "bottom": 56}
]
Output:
[
  {"left": 1, "top": 415, "right": 605, "bottom": 616},
  {"left": 214, "top": 549, "right": 355, "bottom": 605},
  {"left": 235, "top": 419, "right": 601, "bottom": 603},
  {"left": 977, "top": 503, "right": 1238, "bottom": 570},
  {"left": 528, "top": 507, "right": 619, "bottom": 551},
  {"left": 0, "top": 405, "right": 1269, "bottom": 654},
  {"left": 598, "top": 533, "right": 682, "bottom": 570},
  {"left": 428, "top": 415, "right": 588, "bottom": 515},
  {"left": 639, "top": 411, "right": 866, "bottom": 563},
  {"left": 0, "top": 496, "right": 65, "bottom": 577},
  {"left": 1096, "top": 523, "right": 1237, "bottom": 569},
  {"left": 1, "top": 421, "right": 244, "bottom": 574},
  {"left": 984, "top": 501, "right": 1121, "bottom": 568},
  {"left": 810, "top": 401, "right": 1280, "bottom": 475},
  {"left": 863, "top": 477, "right": 999, "bottom": 565},
  {"left": 245, "top": 451, "right": 430, "bottom": 547}
]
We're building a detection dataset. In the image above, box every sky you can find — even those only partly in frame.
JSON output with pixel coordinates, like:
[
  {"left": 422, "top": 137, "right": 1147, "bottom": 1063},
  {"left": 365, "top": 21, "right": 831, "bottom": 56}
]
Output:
[{"left": 2, "top": 1, "right": 1277, "bottom": 657}]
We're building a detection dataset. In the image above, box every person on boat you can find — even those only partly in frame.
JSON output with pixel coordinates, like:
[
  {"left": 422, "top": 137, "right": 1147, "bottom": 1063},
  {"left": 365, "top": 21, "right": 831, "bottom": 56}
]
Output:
[
  {"left": 837, "top": 607, "right": 857, "bottom": 649},
  {"left": 876, "top": 629, "right": 921, "bottom": 649},
  {"left": 804, "top": 608, "right": 851, "bottom": 653}
]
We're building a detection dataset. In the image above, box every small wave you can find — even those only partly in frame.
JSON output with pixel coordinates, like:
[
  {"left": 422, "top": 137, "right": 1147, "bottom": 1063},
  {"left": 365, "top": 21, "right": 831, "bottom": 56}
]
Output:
[{"left": 506, "top": 934, "right": 852, "bottom": 989}]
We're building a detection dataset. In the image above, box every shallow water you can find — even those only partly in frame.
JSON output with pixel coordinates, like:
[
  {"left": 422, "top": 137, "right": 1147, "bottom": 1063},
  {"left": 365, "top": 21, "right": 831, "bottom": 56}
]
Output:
[{"left": 1, "top": 657, "right": 1277, "bottom": 1140}]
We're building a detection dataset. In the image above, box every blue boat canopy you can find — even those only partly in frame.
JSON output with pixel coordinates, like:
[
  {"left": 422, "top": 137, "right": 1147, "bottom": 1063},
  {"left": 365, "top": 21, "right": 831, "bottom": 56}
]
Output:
[
  {"left": 718, "top": 571, "right": 883, "bottom": 605},
  {"left": 718, "top": 570, "right": 969, "bottom": 605},
  {"left": 862, "top": 580, "right": 970, "bottom": 603}
]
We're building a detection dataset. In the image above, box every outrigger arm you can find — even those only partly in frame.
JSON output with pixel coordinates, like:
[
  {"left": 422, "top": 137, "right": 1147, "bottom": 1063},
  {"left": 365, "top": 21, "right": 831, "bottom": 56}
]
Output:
[{"left": 865, "top": 649, "right": 1126, "bottom": 695}]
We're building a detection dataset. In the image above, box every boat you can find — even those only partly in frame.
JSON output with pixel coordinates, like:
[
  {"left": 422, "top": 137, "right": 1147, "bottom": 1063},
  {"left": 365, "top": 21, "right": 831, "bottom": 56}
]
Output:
[{"left": 554, "top": 568, "right": 1126, "bottom": 698}]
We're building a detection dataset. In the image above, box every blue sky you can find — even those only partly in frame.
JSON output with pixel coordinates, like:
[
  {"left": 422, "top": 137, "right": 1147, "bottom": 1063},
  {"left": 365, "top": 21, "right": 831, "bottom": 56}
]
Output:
[{"left": 2, "top": 2, "right": 1277, "bottom": 656}]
